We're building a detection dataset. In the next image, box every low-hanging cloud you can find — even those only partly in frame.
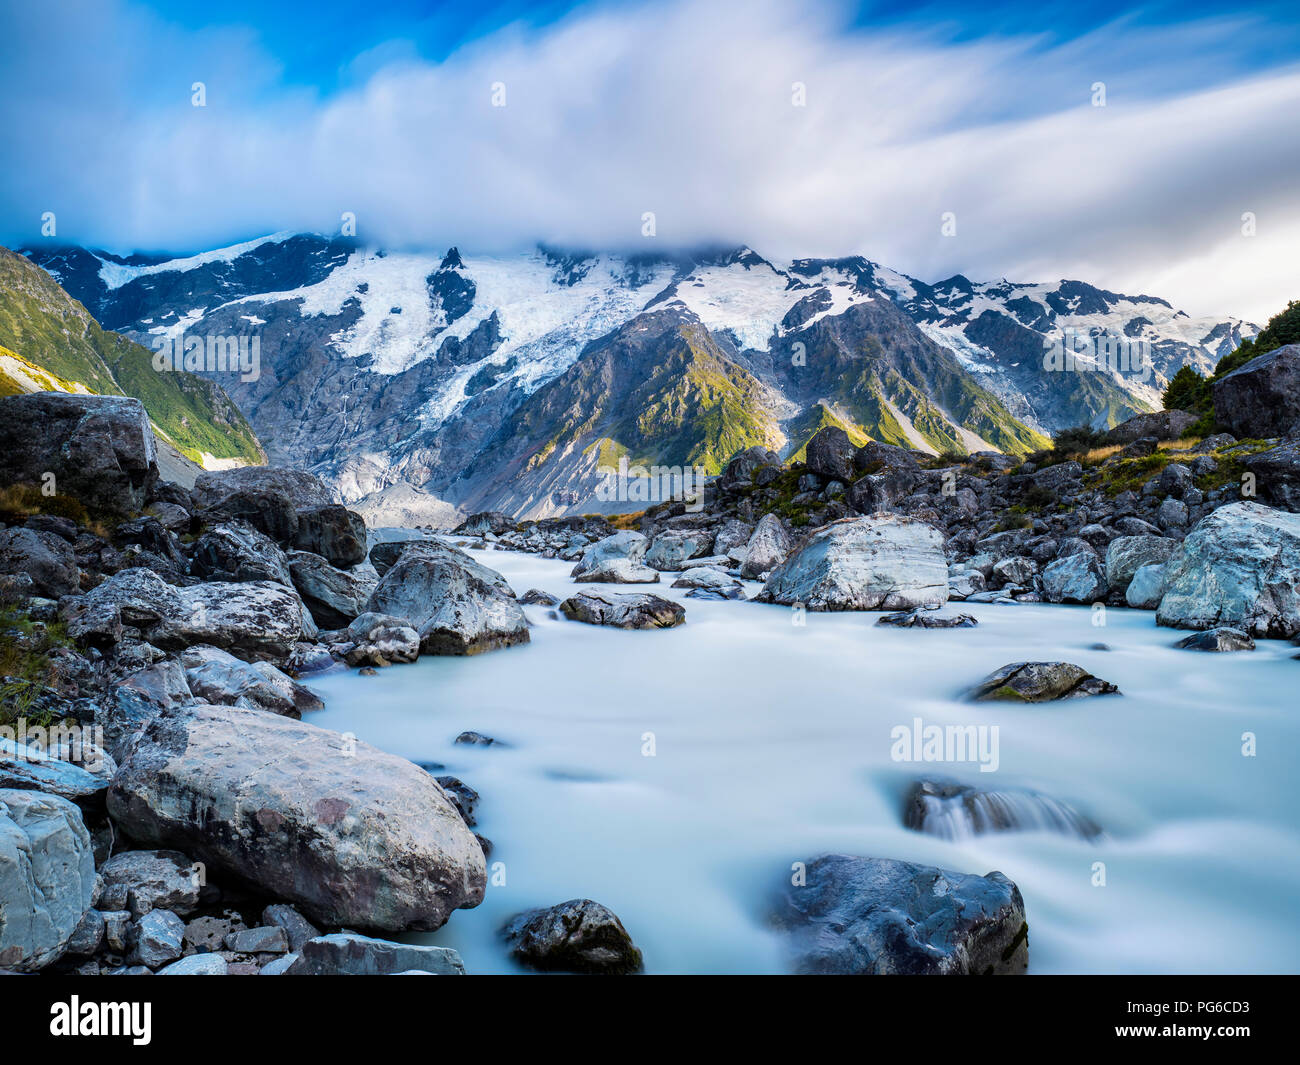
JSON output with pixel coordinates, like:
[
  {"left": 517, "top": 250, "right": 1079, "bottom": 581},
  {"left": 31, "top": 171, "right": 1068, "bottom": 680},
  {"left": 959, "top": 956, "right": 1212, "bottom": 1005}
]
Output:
[{"left": 2, "top": 0, "right": 1297, "bottom": 321}]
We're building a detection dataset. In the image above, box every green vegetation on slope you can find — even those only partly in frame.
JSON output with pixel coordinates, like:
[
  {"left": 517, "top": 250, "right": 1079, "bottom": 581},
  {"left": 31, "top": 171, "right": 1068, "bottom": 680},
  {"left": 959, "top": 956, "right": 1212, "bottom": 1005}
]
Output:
[{"left": 0, "top": 247, "right": 264, "bottom": 465}]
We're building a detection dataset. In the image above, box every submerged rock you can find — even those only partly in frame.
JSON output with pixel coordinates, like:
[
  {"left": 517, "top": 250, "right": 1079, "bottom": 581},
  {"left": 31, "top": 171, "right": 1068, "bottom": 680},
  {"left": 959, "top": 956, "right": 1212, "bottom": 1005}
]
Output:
[
  {"left": 107, "top": 702, "right": 485, "bottom": 932},
  {"left": 1157, "top": 502, "right": 1300, "bottom": 638},
  {"left": 559, "top": 590, "right": 686, "bottom": 629},
  {"left": 903, "top": 778, "right": 1101, "bottom": 841},
  {"left": 757, "top": 515, "right": 948, "bottom": 611},
  {"left": 773, "top": 854, "right": 1028, "bottom": 975},
  {"left": 519, "top": 588, "right": 560, "bottom": 606},
  {"left": 876, "top": 610, "right": 977, "bottom": 629},
  {"left": 970, "top": 661, "right": 1120, "bottom": 702},
  {"left": 502, "top": 899, "right": 643, "bottom": 974},
  {"left": 1174, "top": 627, "right": 1256, "bottom": 652}
]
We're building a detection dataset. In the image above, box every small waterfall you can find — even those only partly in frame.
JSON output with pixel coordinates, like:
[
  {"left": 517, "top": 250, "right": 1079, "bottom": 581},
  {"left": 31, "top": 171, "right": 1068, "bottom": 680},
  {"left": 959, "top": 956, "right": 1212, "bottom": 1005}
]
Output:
[{"left": 904, "top": 778, "right": 1102, "bottom": 841}]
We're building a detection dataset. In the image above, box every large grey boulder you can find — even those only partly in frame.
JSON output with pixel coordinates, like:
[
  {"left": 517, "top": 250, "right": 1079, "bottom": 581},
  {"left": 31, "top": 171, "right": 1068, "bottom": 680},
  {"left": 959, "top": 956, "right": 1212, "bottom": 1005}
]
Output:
[
  {"left": 63, "top": 568, "right": 313, "bottom": 657},
  {"left": 1103, "top": 409, "right": 1199, "bottom": 444},
  {"left": 1103, "top": 535, "right": 1178, "bottom": 593},
  {"left": 0, "top": 393, "right": 158, "bottom": 515},
  {"left": 0, "top": 789, "right": 97, "bottom": 971},
  {"left": 292, "top": 505, "right": 367, "bottom": 568},
  {"left": 181, "top": 644, "right": 323, "bottom": 717},
  {"left": 804, "top": 426, "right": 857, "bottom": 483},
  {"left": 773, "top": 854, "right": 1028, "bottom": 974},
  {"left": 970, "top": 661, "right": 1119, "bottom": 702},
  {"left": 560, "top": 590, "right": 686, "bottom": 629},
  {"left": 571, "top": 532, "right": 659, "bottom": 583},
  {"left": 1174, "top": 627, "right": 1256, "bottom": 652},
  {"left": 99, "top": 849, "right": 201, "bottom": 916},
  {"left": 740, "top": 513, "right": 790, "bottom": 578},
  {"left": 0, "top": 737, "right": 109, "bottom": 803},
  {"left": 366, "top": 542, "right": 528, "bottom": 655},
  {"left": 1242, "top": 439, "right": 1300, "bottom": 512},
  {"left": 1157, "top": 502, "right": 1300, "bottom": 638},
  {"left": 1041, "top": 552, "right": 1108, "bottom": 604},
  {"left": 0, "top": 527, "right": 80, "bottom": 598},
  {"left": 757, "top": 515, "right": 947, "bottom": 611},
  {"left": 718, "top": 446, "right": 779, "bottom": 488},
  {"left": 285, "top": 932, "right": 465, "bottom": 975},
  {"left": 107, "top": 702, "right": 485, "bottom": 931},
  {"left": 644, "top": 529, "right": 713, "bottom": 571},
  {"left": 288, "top": 550, "right": 376, "bottom": 628},
  {"left": 190, "top": 521, "right": 292, "bottom": 586},
  {"left": 1213, "top": 344, "right": 1300, "bottom": 438},
  {"left": 1125, "top": 562, "right": 1168, "bottom": 609},
  {"left": 340, "top": 613, "right": 420, "bottom": 667},
  {"left": 191, "top": 466, "right": 332, "bottom": 543},
  {"left": 502, "top": 899, "right": 643, "bottom": 974}
]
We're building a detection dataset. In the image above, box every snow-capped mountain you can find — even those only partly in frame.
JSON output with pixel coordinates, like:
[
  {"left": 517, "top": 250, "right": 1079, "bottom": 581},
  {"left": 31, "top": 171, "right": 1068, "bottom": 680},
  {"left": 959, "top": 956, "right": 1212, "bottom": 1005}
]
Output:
[{"left": 22, "top": 234, "right": 1256, "bottom": 521}]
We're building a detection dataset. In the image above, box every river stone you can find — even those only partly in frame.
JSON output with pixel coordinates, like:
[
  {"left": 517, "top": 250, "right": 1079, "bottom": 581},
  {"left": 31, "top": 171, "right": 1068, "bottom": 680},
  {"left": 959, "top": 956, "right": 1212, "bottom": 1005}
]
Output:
[
  {"left": 559, "top": 590, "right": 686, "bottom": 629},
  {"left": 876, "top": 610, "right": 977, "bottom": 629},
  {"left": 0, "top": 527, "right": 80, "bottom": 598},
  {"left": 713, "top": 518, "right": 753, "bottom": 560},
  {"left": 1213, "top": 343, "right": 1300, "bottom": 438},
  {"left": 757, "top": 515, "right": 947, "bottom": 611},
  {"left": 366, "top": 542, "right": 528, "bottom": 655},
  {"left": 970, "top": 661, "right": 1120, "bottom": 701},
  {"left": 261, "top": 904, "right": 320, "bottom": 951},
  {"left": 99, "top": 849, "right": 201, "bottom": 916},
  {"left": 0, "top": 393, "right": 158, "bottom": 515},
  {"left": 0, "top": 737, "right": 109, "bottom": 802},
  {"left": 288, "top": 550, "right": 375, "bottom": 628},
  {"left": 226, "top": 925, "right": 288, "bottom": 954},
  {"left": 292, "top": 505, "right": 367, "bottom": 568},
  {"left": 286, "top": 932, "right": 466, "bottom": 975},
  {"left": 1125, "top": 562, "right": 1168, "bottom": 609},
  {"left": 64, "top": 907, "right": 106, "bottom": 956},
  {"left": 342, "top": 612, "right": 420, "bottom": 666},
  {"left": 158, "top": 953, "right": 229, "bottom": 975},
  {"left": 644, "top": 529, "right": 714, "bottom": 571},
  {"left": 773, "top": 854, "right": 1028, "bottom": 975},
  {"left": 128, "top": 908, "right": 185, "bottom": 968},
  {"left": 182, "top": 644, "right": 323, "bottom": 717},
  {"left": 1040, "top": 552, "right": 1108, "bottom": 604},
  {"left": 191, "top": 466, "right": 332, "bottom": 543},
  {"left": 573, "top": 557, "right": 661, "bottom": 583},
  {"left": 0, "top": 789, "right": 97, "bottom": 972},
  {"left": 106, "top": 702, "right": 486, "bottom": 931},
  {"left": 190, "top": 521, "right": 293, "bottom": 586},
  {"left": 1157, "top": 502, "right": 1300, "bottom": 638},
  {"left": 1103, "top": 535, "right": 1178, "bottom": 593},
  {"left": 502, "top": 899, "right": 643, "bottom": 975},
  {"left": 1174, "top": 627, "right": 1256, "bottom": 652},
  {"left": 740, "top": 513, "right": 790, "bottom": 578},
  {"left": 518, "top": 589, "right": 560, "bottom": 606},
  {"left": 670, "top": 567, "right": 742, "bottom": 594}
]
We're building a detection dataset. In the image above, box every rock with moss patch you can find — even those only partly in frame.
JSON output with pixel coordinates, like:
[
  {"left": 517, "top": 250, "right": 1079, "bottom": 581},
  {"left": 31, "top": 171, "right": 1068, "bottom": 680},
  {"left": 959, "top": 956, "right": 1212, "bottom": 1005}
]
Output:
[{"left": 970, "top": 661, "right": 1119, "bottom": 702}]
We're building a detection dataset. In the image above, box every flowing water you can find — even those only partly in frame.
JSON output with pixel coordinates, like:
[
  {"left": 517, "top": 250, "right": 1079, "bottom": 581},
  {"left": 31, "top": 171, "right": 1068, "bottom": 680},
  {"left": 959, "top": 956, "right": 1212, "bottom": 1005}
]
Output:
[{"left": 308, "top": 544, "right": 1300, "bottom": 974}]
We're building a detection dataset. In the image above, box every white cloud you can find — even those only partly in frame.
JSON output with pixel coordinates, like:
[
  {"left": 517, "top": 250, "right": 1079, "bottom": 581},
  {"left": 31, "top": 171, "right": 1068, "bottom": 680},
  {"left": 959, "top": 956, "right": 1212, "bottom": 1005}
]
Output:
[{"left": 4, "top": 0, "right": 1297, "bottom": 322}]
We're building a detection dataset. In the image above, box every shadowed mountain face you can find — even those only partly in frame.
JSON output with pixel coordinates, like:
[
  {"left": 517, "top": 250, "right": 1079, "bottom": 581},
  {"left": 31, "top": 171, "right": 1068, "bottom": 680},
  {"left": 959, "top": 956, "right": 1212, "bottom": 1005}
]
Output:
[{"left": 22, "top": 235, "right": 1254, "bottom": 520}]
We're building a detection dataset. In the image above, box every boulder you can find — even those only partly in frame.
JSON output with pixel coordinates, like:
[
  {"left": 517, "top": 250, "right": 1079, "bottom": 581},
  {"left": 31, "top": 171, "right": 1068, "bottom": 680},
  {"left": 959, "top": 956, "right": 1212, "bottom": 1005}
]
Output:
[
  {"left": 1125, "top": 563, "right": 1168, "bottom": 609},
  {"left": 712, "top": 518, "right": 753, "bottom": 560},
  {"left": 559, "top": 590, "right": 686, "bottom": 630},
  {"left": 366, "top": 543, "right": 528, "bottom": 655},
  {"left": 572, "top": 558, "right": 661, "bottom": 584},
  {"left": 226, "top": 926, "right": 288, "bottom": 954},
  {"left": 1174, "top": 627, "right": 1256, "bottom": 652},
  {"left": 0, "top": 737, "right": 109, "bottom": 803},
  {"left": 876, "top": 610, "right": 977, "bottom": 629},
  {"left": 772, "top": 854, "right": 1028, "bottom": 975},
  {"left": 191, "top": 466, "right": 332, "bottom": 543},
  {"left": 757, "top": 515, "right": 947, "bottom": 611},
  {"left": 644, "top": 529, "right": 714, "bottom": 571},
  {"left": 0, "top": 527, "right": 80, "bottom": 598},
  {"left": 288, "top": 550, "right": 375, "bottom": 628},
  {"left": 292, "top": 505, "right": 367, "bottom": 568},
  {"left": 1041, "top": 552, "right": 1108, "bottom": 604},
  {"left": 518, "top": 589, "right": 560, "bottom": 606},
  {"left": 718, "top": 446, "right": 779, "bottom": 488},
  {"left": 970, "top": 661, "right": 1119, "bottom": 702},
  {"left": 804, "top": 426, "right": 857, "bottom": 483},
  {"left": 106, "top": 702, "right": 485, "bottom": 931},
  {"left": 853, "top": 440, "right": 921, "bottom": 473},
  {"left": 261, "top": 904, "right": 320, "bottom": 951},
  {"left": 368, "top": 538, "right": 438, "bottom": 577},
  {"left": 181, "top": 644, "right": 323, "bottom": 717},
  {"left": 1241, "top": 439, "right": 1300, "bottom": 512},
  {"left": 1104, "top": 409, "right": 1199, "bottom": 444},
  {"left": 0, "top": 393, "right": 158, "bottom": 515},
  {"left": 0, "top": 789, "right": 97, "bottom": 971},
  {"left": 127, "top": 909, "right": 185, "bottom": 968},
  {"left": 452, "top": 512, "right": 514, "bottom": 538},
  {"left": 738, "top": 513, "right": 791, "bottom": 578},
  {"left": 1157, "top": 502, "right": 1300, "bottom": 638},
  {"left": 670, "top": 567, "right": 743, "bottom": 596},
  {"left": 99, "top": 849, "right": 201, "bottom": 916},
  {"left": 1103, "top": 535, "right": 1178, "bottom": 593},
  {"left": 63, "top": 568, "right": 314, "bottom": 658},
  {"left": 285, "top": 932, "right": 466, "bottom": 975},
  {"left": 190, "top": 521, "right": 293, "bottom": 586},
  {"left": 501, "top": 899, "right": 643, "bottom": 974},
  {"left": 1213, "top": 344, "right": 1300, "bottom": 438},
  {"left": 341, "top": 612, "right": 420, "bottom": 667},
  {"left": 158, "top": 953, "right": 228, "bottom": 975}
]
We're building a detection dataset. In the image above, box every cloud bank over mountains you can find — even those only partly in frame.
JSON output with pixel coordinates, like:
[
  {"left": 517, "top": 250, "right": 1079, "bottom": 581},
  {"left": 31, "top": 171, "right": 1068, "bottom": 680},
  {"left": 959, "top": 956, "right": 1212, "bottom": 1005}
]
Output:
[{"left": 2, "top": 0, "right": 1297, "bottom": 321}]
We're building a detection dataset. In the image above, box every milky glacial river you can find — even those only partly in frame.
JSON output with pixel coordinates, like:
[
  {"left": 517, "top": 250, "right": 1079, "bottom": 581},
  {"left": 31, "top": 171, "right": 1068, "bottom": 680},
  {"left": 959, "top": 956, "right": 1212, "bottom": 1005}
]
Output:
[{"left": 308, "top": 546, "right": 1300, "bottom": 974}]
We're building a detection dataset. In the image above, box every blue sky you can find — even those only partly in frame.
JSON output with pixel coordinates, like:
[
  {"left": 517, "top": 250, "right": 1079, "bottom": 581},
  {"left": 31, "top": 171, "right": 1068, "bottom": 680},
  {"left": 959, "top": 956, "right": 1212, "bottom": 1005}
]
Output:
[{"left": 2, "top": 0, "right": 1298, "bottom": 319}]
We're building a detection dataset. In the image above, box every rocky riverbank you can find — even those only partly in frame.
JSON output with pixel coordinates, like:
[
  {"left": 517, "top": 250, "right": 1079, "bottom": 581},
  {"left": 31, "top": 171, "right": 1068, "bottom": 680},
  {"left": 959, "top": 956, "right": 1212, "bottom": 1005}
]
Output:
[{"left": 3, "top": 351, "right": 1299, "bottom": 973}]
